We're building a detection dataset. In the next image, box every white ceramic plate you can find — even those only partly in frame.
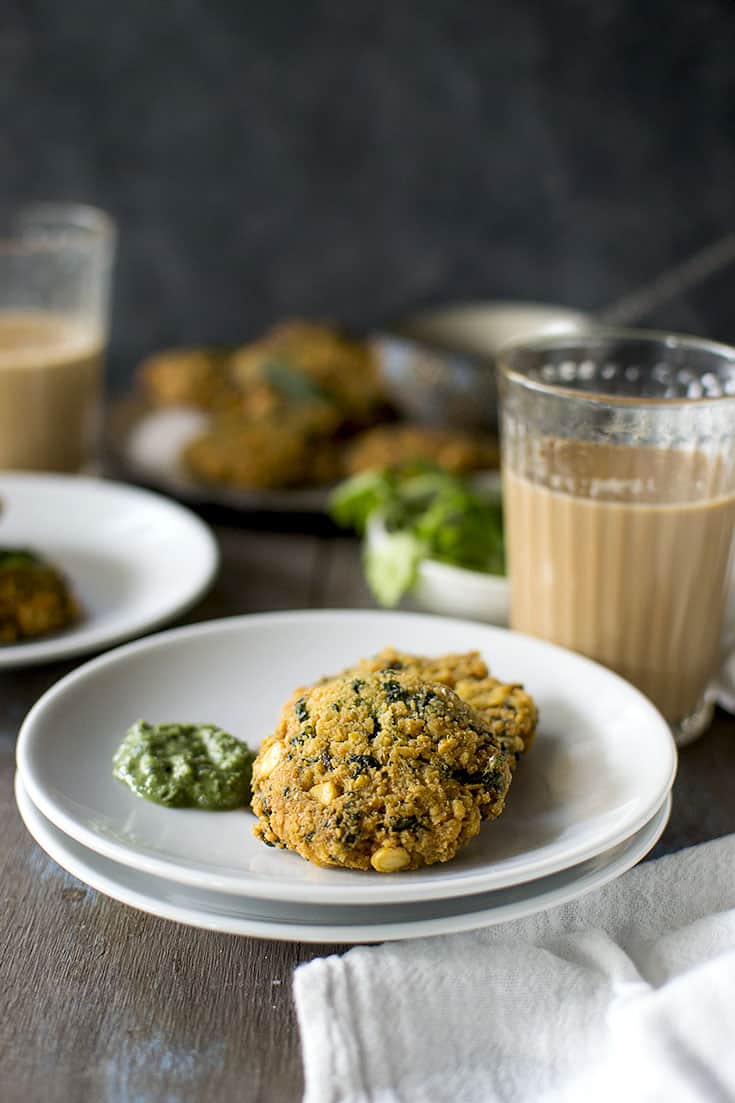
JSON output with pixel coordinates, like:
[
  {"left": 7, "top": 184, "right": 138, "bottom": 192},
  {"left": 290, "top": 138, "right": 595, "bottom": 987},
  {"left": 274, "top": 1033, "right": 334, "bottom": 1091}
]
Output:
[
  {"left": 16, "top": 610, "right": 677, "bottom": 904},
  {"left": 15, "top": 775, "right": 671, "bottom": 943},
  {"left": 0, "top": 473, "right": 218, "bottom": 668}
]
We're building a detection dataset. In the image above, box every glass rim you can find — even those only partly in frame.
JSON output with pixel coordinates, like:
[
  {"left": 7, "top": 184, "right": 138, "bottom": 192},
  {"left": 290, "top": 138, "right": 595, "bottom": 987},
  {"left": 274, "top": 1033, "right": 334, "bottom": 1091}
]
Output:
[
  {"left": 0, "top": 202, "right": 116, "bottom": 256},
  {"left": 498, "top": 326, "right": 735, "bottom": 408}
]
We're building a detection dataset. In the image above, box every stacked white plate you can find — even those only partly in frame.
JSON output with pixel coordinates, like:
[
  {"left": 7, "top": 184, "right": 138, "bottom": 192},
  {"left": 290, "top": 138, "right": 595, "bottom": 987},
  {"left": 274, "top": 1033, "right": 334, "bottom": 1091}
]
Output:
[{"left": 15, "top": 610, "right": 677, "bottom": 943}]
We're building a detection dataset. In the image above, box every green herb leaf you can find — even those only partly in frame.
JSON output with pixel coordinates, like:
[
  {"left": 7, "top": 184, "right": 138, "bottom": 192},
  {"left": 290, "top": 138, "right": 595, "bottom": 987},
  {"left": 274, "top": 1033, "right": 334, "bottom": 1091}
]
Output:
[
  {"left": 260, "top": 359, "right": 332, "bottom": 403},
  {"left": 333, "top": 461, "right": 504, "bottom": 569},
  {"left": 364, "top": 529, "right": 423, "bottom": 607},
  {"left": 330, "top": 468, "right": 397, "bottom": 534},
  {"left": 0, "top": 548, "right": 41, "bottom": 571}
]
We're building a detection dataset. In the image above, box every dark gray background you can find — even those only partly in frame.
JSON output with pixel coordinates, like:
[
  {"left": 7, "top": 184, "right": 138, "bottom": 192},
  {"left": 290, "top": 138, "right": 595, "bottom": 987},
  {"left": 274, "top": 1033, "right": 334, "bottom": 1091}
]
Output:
[{"left": 2, "top": 0, "right": 735, "bottom": 389}]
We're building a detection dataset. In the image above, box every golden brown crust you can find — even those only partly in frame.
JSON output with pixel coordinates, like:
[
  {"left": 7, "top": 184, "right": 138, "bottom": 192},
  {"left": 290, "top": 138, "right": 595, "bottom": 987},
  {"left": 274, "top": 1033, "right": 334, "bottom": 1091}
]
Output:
[
  {"left": 230, "top": 320, "right": 386, "bottom": 425},
  {"left": 0, "top": 559, "right": 78, "bottom": 643},
  {"left": 181, "top": 409, "right": 341, "bottom": 489},
  {"left": 345, "top": 647, "right": 490, "bottom": 685},
  {"left": 137, "top": 321, "right": 398, "bottom": 490},
  {"left": 454, "top": 678, "right": 537, "bottom": 756},
  {"left": 342, "top": 648, "right": 537, "bottom": 758},
  {"left": 137, "top": 348, "right": 239, "bottom": 411},
  {"left": 343, "top": 424, "right": 500, "bottom": 476}
]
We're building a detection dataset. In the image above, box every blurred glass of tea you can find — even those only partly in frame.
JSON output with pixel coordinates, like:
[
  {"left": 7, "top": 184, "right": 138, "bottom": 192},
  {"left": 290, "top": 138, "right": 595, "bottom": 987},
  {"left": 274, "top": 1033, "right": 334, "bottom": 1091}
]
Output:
[{"left": 0, "top": 203, "right": 116, "bottom": 472}]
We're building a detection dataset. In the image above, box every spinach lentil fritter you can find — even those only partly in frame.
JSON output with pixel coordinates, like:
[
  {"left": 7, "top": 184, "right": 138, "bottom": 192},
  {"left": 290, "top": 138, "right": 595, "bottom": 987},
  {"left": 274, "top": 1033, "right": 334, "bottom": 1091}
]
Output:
[
  {"left": 137, "top": 347, "right": 241, "bottom": 411},
  {"left": 343, "top": 423, "right": 500, "bottom": 476},
  {"left": 181, "top": 407, "right": 341, "bottom": 490},
  {"left": 0, "top": 549, "right": 79, "bottom": 644},
  {"left": 342, "top": 647, "right": 537, "bottom": 758},
  {"left": 251, "top": 669, "right": 514, "bottom": 872},
  {"left": 229, "top": 320, "right": 386, "bottom": 426}
]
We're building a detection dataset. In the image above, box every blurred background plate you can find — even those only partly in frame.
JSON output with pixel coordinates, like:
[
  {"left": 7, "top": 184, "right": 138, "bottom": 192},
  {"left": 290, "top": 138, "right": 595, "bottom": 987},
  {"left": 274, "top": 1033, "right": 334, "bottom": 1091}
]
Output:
[
  {"left": 0, "top": 473, "right": 218, "bottom": 668},
  {"left": 105, "top": 303, "right": 595, "bottom": 514},
  {"left": 104, "top": 395, "right": 333, "bottom": 514}
]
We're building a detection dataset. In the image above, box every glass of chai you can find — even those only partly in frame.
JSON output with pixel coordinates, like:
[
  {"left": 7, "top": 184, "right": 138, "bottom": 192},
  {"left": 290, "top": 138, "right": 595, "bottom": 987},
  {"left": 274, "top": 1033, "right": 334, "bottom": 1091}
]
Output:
[
  {"left": 499, "top": 329, "right": 735, "bottom": 746},
  {"left": 0, "top": 202, "right": 116, "bottom": 472}
]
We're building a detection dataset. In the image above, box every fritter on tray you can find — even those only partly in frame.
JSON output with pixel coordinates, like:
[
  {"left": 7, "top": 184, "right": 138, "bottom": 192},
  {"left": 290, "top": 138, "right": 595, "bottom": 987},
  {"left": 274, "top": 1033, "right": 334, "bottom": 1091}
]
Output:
[
  {"left": 181, "top": 407, "right": 341, "bottom": 489},
  {"left": 343, "top": 424, "right": 500, "bottom": 476},
  {"left": 137, "top": 347, "right": 240, "bottom": 411},
  {"left": 230, "top": 320, "right": 387, "bottom": 426},
  {"left": 135, "top": 321, "right": 501, "bottom": 493}
]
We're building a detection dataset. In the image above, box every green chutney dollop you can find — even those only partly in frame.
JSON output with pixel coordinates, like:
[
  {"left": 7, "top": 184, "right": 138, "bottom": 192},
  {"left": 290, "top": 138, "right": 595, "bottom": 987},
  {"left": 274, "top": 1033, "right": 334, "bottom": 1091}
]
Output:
[{"left": 112, "top": 720, "right": 253, "bottom": 810}]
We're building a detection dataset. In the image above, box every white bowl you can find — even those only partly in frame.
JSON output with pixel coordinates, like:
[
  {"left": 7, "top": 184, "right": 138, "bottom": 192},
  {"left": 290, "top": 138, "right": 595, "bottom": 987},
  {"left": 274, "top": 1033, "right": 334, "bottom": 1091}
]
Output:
[
  {"left": 383, "top": 301, "right": 596, "bottom": 430},
  {"left": 366, "top": 514, "right": 509, "bottom": 625},
  {"left": 409, "top": 556, "right": 509, "bottom": 624},
  {"left": 397, "top": 300, "right": 595, "bottom": 359}
]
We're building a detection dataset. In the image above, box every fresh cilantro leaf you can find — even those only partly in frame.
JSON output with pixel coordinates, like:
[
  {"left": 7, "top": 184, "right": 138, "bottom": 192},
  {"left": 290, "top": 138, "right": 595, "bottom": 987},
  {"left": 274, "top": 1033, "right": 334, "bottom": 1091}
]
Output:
[
  {"left": 330, "top": 469, "right": 397, "bottom": 534},
  {"left": 364, "top": 530, "right": 423, "bottom": 607}
]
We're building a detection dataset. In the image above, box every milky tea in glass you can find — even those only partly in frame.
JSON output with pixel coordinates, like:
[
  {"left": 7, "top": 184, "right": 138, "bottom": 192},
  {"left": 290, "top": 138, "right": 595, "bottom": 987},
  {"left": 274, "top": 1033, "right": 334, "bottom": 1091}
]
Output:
[
  {"left": 0, "top": 204, "right": 115, "bottom": 471},
  {"left": 499, "top": 332, "right": 735, "bottom": 745}
]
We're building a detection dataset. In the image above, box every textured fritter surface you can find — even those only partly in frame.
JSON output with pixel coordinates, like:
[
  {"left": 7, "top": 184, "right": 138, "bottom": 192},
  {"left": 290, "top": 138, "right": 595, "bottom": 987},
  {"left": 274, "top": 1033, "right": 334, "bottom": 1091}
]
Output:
[
  {"left": 343, "top": 648, "right": 537, "bottom": 758},
  {"left": 251, "top": 669, "right": 513, "bottom": 871},
  {"left": 137, "top": 347, "right": 239, "bottom": 411},
  {"left": 344, "top": 424, "right": 500, "bottom": 475},
  {"left": 346, "top": 647, "right": 489, "bottom": 686},
  {"left": 230, "top": 320, "right": 385, "bottom": 425},
  {"left": 181, "top": 408, "right": 341, "bottom": 489},
  {"left": 0, "top": 550, "right": 78, "bottom": 644},
  {"left": 454, "top": 676, "right": 538, "bottom": 757}
]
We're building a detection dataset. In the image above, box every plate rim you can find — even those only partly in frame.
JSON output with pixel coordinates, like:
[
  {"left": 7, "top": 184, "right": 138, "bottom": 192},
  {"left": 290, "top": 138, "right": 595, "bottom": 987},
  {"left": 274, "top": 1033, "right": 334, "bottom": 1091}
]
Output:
[
  {"left": 14, "top": 772, "right": 671, "bottom": 944},
  {"left": 0, "top": 471, "right": 219, "bottom": 668},
  {"left": 16, "top": 608, "right": 678, "bottom": 903}
]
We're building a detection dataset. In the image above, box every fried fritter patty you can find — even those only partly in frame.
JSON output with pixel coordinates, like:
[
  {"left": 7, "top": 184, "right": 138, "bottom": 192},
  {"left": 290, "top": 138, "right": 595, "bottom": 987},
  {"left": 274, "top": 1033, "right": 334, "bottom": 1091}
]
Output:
[
  {"left": 343, "top": 424, "right": 500, "bottom": 476},
  {"left": 251, "top": 669, "right": 514, "bottom": 872},
  {"left": 346, "top": 647, "right": 489, "bottom": 686},
  {"left": 454, "top": 677, "right": 537, "bottom": 756},
  {"left": 181, "top": 408, "right": 341, "bottom": 489},
  {"left": 230, "top": 320, "right": 386, "bottom": 425},
  {"left": 137, "top": 347, "right": 240, "bottom": 411},
  {"left": 340, "top": 648, "right": 537, "bottom": 758},
  {"left": 0, "top": 550, "right": 78, "bottom": 644}
]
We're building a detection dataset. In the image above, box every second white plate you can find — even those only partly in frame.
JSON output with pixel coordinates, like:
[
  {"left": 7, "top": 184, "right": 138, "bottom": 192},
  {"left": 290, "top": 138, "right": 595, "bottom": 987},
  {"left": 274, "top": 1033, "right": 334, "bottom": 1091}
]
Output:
[
  {"left": 16, "top": 610, "right": 677, "bottom": 905},
  {"left": 0, "top": 472, "right": 218, "bottom": 667},
  {"left": 16, "top": 775, "right": 671, "bottom": 944}
]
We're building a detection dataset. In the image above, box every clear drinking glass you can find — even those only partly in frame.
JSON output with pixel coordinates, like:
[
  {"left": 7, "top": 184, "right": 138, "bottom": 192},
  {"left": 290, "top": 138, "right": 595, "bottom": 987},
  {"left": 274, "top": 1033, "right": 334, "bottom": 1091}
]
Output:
[
  {"left": 498, "top": 329, "right": 735, "bottom": 745},
  {"left": 0, "top": 202, "right": 116, "bottom": 472}
]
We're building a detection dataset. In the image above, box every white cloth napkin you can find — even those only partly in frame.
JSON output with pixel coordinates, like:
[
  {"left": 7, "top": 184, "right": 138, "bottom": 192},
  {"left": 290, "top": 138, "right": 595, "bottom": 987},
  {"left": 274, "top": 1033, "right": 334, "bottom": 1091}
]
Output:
[{"left": 294, "top": 834, "right": 735, "bottom": 1103}]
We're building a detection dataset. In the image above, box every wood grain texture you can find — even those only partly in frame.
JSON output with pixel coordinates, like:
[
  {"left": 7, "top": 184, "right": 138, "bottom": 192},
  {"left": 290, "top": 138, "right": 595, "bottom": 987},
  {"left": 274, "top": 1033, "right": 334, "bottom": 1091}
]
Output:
[
  {"left": 2, "top": 522, "right": 735, "bottom": 1102},
  {"left": 0, "top": 751, "right": 342, "bottom": 1103},
  {"left": 0, "top": 524, "right": 343, "bottom": 1103}
]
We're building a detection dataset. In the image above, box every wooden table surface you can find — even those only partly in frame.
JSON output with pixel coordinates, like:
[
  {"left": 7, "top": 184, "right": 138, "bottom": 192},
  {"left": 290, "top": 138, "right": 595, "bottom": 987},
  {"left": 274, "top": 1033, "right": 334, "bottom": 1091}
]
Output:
[{"left": 2, "top": 522, "right": 735, "bottom": 1103}]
